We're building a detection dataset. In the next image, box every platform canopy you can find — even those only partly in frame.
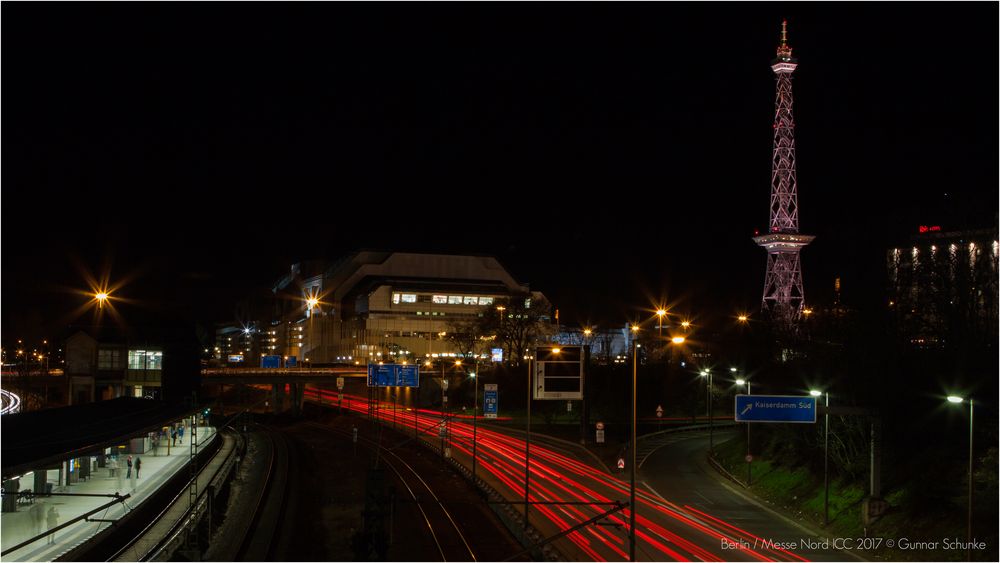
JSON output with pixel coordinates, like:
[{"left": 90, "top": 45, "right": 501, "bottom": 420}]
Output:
[{"left": 1, "top": 397, "right": 201, "bottom": 478}]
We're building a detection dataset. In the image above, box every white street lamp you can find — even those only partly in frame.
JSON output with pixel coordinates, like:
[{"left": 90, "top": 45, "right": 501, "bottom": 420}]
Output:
[
  {"left": 946, "top": 395, "right": 974, "bottom": 561},
  {"left": 811, "top": 389, "right": 830, "bottom": 525}
]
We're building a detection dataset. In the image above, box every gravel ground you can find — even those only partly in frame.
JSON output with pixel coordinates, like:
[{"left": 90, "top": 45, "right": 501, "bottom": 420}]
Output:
[{"left": 276, "top": 405, "right": 526, "bottom": 561}]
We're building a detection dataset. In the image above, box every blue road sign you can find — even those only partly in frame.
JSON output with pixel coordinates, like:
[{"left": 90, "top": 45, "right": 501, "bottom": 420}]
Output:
[
  {"left": 367, "top": 364, "right": 421, "bottom": 387},
  {"left": 285, "top": 356, "right": 297, "bottom": 367},
  {"left": 397, "top": 364, "right": 420, "bottom": 387},
  {"left": 261, "top": 355, "right": 281, "bottom": 368},
  {"left": 484, "top": 383, "right": 498, "bottom": 419},
  {"left": 368, "top": 364, "right": 395, "bottom": 387},
  {"left": 734, "top": 395, "right": 817, "bottom": 423}
]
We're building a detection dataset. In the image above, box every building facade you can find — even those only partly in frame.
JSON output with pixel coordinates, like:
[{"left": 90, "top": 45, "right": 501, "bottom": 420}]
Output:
[
  {"left": 64, "top": 330, "right": 164, "bottom": 401},
  {"left": 887, "top": 227, "right": 999, "bottom": 347},
  {"left": 224, "top": 251, "right": 549, "bottom": 365}
]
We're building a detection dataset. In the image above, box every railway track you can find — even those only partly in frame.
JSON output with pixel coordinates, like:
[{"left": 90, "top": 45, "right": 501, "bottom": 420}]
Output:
[
  {"left": 233, "top": 425, "right": 294, "bottom": 561},
  {"left": 304, "top": 421, "right": 478, "bottom": 562},
  {"left": 97, "top": 430, "right": 231, "bottom": 562}
]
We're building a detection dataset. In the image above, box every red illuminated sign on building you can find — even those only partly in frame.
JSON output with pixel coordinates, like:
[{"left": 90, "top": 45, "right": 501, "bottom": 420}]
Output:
[{"left": 918, "top": 225, "right": 942, "bottom": 233}]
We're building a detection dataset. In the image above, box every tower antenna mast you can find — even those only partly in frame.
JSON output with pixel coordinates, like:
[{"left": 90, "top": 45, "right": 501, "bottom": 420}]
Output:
[{"left": 753, "top": 20, "right": 815, "bottom": 333}]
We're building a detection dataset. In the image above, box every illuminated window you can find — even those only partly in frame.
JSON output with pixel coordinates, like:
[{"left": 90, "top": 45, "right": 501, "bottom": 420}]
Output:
[
  {"left": 524, "top": 298, "right": 532, "bottom": 307},
  {"left": 147, "top": 351, "right": 163, "bottom": 370},
  {"left": 401, "top": 294, "right": 417, "bottom": 303},
  {"left": 128, "top": 350, "right": 146, "bottom": 369},
  {"left": 432, "top": 295, "right": 448, "bottom": 304},
  {"left": 479, "top": 297, "right": 494, "bottom": 305},
  {"left": 448, "top": 296, "right": 462, "bottom": 304},
  {"left": 392, "top": 293, "right": 400, "bottom": 304},
  {"left": 98, "top": 349, "right": 123, "bottom": 370},
  {"left": 464, "top": 296, "right": 479, "bottom": 305}
]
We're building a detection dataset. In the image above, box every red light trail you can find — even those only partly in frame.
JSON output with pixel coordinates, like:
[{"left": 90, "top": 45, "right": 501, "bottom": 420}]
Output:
[{"left": 304, "top": 387, "right": 811, "bottom": 562}]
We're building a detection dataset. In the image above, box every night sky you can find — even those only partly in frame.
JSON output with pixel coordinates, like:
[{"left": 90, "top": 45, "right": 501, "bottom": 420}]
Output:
[{"left": 3, "top": 3, "right": 997, "bottom": 342}]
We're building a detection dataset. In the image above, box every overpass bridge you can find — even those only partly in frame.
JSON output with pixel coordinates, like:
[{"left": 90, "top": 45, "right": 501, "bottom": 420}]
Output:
[
  {"left": 200, "top": 367, "right": 367, "bottom": 384},
  {"left": 200, "top": 367, "right": 368, "bottom": 415}
]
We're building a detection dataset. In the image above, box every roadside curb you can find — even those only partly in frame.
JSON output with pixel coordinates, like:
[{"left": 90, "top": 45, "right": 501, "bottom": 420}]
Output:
[
  {"left": 706, "top": 453, "right": 748, "bottom": 488},
  {"left": 699, "top": 451, "right": 870, "bottom": 562}
]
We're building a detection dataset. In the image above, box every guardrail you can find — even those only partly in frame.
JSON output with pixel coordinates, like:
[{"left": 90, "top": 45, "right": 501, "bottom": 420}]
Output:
[{"left": 637, "top": 421, "right": 738, "bottom": 442}]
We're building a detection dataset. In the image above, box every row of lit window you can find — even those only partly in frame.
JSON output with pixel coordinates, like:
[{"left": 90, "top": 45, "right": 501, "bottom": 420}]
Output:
[
  {"left": 128, "top": 350, "right": 163, "bottom": 370},
  {"left": 893, "top": 241, "right": 998, "bottom": 257},
  {"left": 392, "top": 293, "right": 496, "bottom": 306}
]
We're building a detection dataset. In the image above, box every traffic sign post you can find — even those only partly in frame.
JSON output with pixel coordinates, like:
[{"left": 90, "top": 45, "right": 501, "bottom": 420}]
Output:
[
  {"left": 336, "top": 377, "right": 345, "bottom": 414},
  {"left": 484, "top": 384, "right": 498, "bottom": 419},
  {"left": 533, "top": 345, "right": 584, "bottom": 400},
  {"left": 734, "top": 395, "right": 817, "bottom": 423},
  {"left": 596, "top": 429, "right": 605, "bottom": 444}
]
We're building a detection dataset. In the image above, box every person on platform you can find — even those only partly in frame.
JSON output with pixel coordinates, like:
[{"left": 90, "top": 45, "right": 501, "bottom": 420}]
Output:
[
  {"left": 126, "top": 455, "right": 133, "bottom": 479},
  {"left": 46, "top": 505, "right": 59, "bottom": 544},
  {"left": 135, "top": 457, "right": 142, "bottom": 479},
  {"left": 29, "top": 501, "right": 45, "bottom": 536},
  {"left": 171, "top": 429, "right": 177, "bottom": 446}
]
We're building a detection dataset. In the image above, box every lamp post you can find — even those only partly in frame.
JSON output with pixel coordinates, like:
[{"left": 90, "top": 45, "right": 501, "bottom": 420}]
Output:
[
  {"left": 947, "top": 395, "right": 974, "bottom": 561},
  {"left": 524, "top": 351, "right": 532, "bottom": 531},
  {"left": 471, "top": 354, "right": 479, "bottom": 487},
  {"left": 811, "top": 389, "right": 829, "bottom": 525},
  {"left": 701, "top": 370, "right": 714, "bottom": 453},
  {"left": 737, "top": 378, "right": 751, "bottom": 485},
  {"left": 656, "top": 309, "right": 666, "bottom": 338},
  {"left": 496, "top": 305, "right": 507, "bottom": 361},
  {"left": 630, "top": 340, "right": 639, "bottom": 562},
  {"left": 306, "top": 296, "right": 319, "bottom": 364}
]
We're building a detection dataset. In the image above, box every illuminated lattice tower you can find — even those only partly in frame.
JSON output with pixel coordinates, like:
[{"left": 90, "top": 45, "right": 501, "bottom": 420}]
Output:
[{"left": 753, "top": 20, "right": 815, "bottom": 333}]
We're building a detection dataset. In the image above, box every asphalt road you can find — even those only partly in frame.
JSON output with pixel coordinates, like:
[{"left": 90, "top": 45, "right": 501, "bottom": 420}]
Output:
[{"left": 640, "top": 430, "right": 859, "bottom": 562}]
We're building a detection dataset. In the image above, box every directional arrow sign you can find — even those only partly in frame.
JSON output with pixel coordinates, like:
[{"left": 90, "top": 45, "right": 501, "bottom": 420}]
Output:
[{"left": 734, "top": 395, "right": 817, "bottom": 423}]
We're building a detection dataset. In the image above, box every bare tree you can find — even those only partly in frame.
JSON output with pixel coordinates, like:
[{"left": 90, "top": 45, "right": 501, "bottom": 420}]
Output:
[
  {"left": 446, "top": 314, "right": 482, "bottom": 359},
  {"left": 459, "top": 294, "right": 553, "bottom": 366},
  {"left": 497, "top": 295, "right": 553, "bottom": 365}
]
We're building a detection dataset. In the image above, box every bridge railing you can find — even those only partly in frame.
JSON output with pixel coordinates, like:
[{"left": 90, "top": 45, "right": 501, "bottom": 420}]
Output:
[{"left": 201, "top": 367, "right": 364, "bottom": 375}]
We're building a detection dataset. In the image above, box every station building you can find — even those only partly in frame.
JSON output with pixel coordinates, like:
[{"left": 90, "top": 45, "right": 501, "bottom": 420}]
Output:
[
  {"left": 245, "top": 251, "right": 549, "bottom": 365},
  {"left": 64, "top": 329, "right": 164, "bottom": 401}
]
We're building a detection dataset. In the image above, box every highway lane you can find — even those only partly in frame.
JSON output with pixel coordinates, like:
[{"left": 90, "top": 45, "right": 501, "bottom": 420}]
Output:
[
  {"left": 305, "top": 388, "right": 817, "bottom": 562},
  {"left": 640, "top": 430, "right": 856, "bottom": 562}
]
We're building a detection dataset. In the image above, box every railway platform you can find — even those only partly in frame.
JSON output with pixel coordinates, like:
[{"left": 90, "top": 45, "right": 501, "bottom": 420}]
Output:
[{"left": 1, "top": 422, "right": 216, "bottom": 561}]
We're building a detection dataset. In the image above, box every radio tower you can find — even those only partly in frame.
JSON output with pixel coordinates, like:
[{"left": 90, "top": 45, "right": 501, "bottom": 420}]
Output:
[{"left": 753, "top": 20, "right": 815, "bottom": 333}]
